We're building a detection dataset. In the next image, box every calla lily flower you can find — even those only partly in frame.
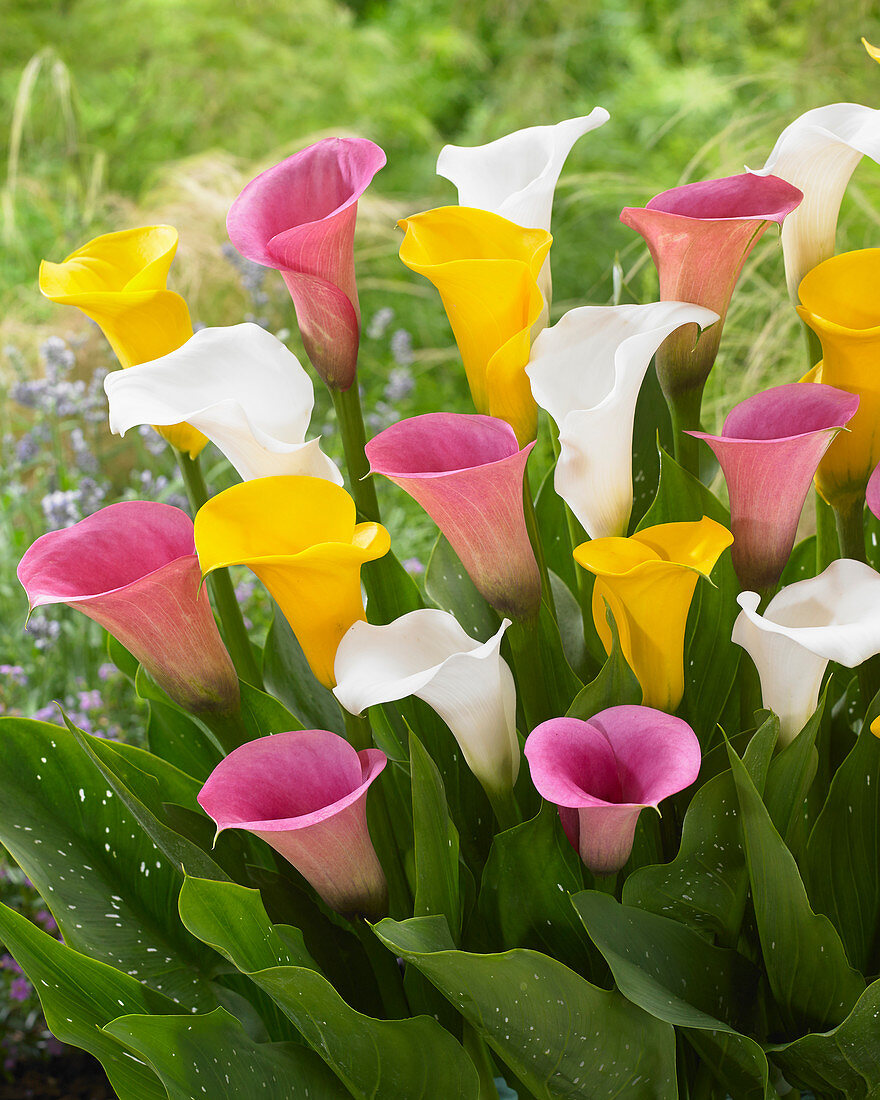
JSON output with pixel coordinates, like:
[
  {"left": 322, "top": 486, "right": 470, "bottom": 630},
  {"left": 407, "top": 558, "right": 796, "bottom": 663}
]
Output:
[
  {"left": 194, "top": 476, "right": 390, "bottom": 689},
  {"left": 226, "top": 137, "right": 386, "bottom": 390},
  {"left": 620, "top": 174, "right": 802, "bottom": 400},
  {"left": 866, "top": 459, "right": 880, "bottom": 521},
  {"left": 104, "top": 323, "right": 341, "bottom": 484},
  {"left": 333, "top": 609, "right": 518, "bottom": 797},
  {"left": 733, "top": 559, "right": 880, "bottom": 743},
  {"left": 524, "top": 706, "right": 700, "bottom": 876},
  {"left": 198, "top": 729, "right": 388, "bottom": 919},
  {"left": 365, "top": 413, "right": 541, "bottom": 620},
  {"left": 436, "top": 109, "right": 610, "bottom": 309},
  {"left": 17, "top": 502, "right": 238, "bottom": 715},
  {"left": 398, "top": 206, "right": 552, "bottom": 444},
  {"left": 39, "top": 226, "right": 206, "bottom": 457},
  {"left": 527, "top": 301, "right": 719, "bottom": 539},
  {"left": 688, "top": 383, "right": 859, "bottom": 591},
  {"left": 574, "top": 518, "right": 733, "bottom": 712},
  {"left": 756, "top": 103, "right": 880, "bottom": 298},
  {"left": 797, "top": 249, "right": 880, "bottom": 510},
  {"left": 864, "top": 38, "right": 880, "bottom": 63}
]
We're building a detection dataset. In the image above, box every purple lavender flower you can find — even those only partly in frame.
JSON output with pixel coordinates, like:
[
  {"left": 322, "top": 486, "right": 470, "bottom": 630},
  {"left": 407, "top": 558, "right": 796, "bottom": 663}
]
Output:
[
  {"left": 97, "top": 662, "right": 117, "bottom": 682},
  {"left": 10, "top": 976, "right": 31, "bottom": 1002},
  {"left": 77, "top": 689, "right": 103, "bottom": 711},
  {"left": 403, "top": 557, "right": 425, "bottom": 575},
  {"left": 0, "top": 665, "right": 27, "bottom": 686},
  {"left": 390, "top": 328, "right": 414, "bottom": 367},
  {"left": 384, "top": 366, "right": 414, "bottom": 403},
  {"left": 367, "top": 307, "right": 395, "bottom": 340}
]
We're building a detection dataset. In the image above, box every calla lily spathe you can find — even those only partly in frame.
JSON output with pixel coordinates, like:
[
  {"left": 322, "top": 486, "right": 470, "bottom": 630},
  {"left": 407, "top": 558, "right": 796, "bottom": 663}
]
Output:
[
  {"left": 104, "top": 323, "right": 341, "bottom": 484},
  {"left": 574, "top": 518, "right": 733, "bottom": 712},
  {"left": 527, "top": 301, "right": 719, "bottom": 539},
  {"left": 198, "top": 730, "right": 388, "bottom": 919},
  {"left": 733, "top": 559, "right": 880, "bottom": 744},
  {"left": 436, "top": 109, "right": 610, "bottom": 311},
  {"left": 365, "top": 413, "right": 541, "bottom": 620},
  {"left": 227, "top": 137, "right": 386, "bottom": 390},
  {"left": 39, "top": 226, "right": 206, "bottom": 457},
  {"left": 620, "top": 174, "right": 802, "bottom": 401},
  {"left": 333, "top": 610, "right": 518, "bottom": 798},
  {"left": 688, "top": 383, "right": 859, "bottom": 591},
  {"left": 17, "top": 502, "right": 239, "bottom": 716},
  {"left": 194, "top": 477, "right": 390, "bottom": 689},
  {"left": 398, "top": 206, "right": 552, "bottom": 445},
  {"left": 797, "top": 249, "right": 880, "bottom": 510},
  {"left": 756, "top": 103, "right": 880, "bottom": 298},
  {"left": 525, "top": 706, "right": 701, "bottom": 875}
]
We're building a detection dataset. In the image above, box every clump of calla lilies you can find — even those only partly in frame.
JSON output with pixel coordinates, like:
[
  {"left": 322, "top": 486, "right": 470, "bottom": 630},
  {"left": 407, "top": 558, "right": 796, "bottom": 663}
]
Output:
[{"left": 7, "top": 43, "right": 880, "bottom": 1100}]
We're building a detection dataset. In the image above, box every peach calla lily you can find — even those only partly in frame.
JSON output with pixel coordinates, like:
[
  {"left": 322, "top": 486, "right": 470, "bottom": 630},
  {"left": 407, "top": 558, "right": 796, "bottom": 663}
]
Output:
[
  {"left": 39, "top": 226, "right": 206, "bottom": 457},
  {"left": 574, "top": 518, "right": 733, "bottom": 712},
  {"left": 398, "top": 206, "right": 552, "bottom": 445},
  {"left": 194, "top": 477, "right": 390, "bottom": 689}
]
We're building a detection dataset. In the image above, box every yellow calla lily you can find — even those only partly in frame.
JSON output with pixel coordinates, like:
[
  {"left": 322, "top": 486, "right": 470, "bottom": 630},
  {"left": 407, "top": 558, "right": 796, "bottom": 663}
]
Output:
[
  {"left": 797, "top": 248, "right": 880, "bottom": 509},
  {"left": 193, "top": 476, "right": 390, "bottom": 688},
  {"left": 574, "top": 517, "right": 733, "bottom": 712},
  {"left": 863, "top": 37, "right": 880, "bottom": 63},
  {"left": 398, "top": 206, "right": 552, "bottom": 445},
  {"left": 39, "top": 226, "right": 206, "bottom": 457}
]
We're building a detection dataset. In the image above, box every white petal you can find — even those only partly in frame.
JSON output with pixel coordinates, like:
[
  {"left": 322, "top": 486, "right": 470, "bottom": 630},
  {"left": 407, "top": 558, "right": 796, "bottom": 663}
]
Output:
[
  {"left": 436, "top": 109, "right": 610, "bottom": 231},
  {"left": 733, "top": 559, "right": 880, "bottom": 742},
  {"left": 526, "top": 302, "right": 719, "bottom": 539},
  {"left": 756, "top": 103, "right": 880, "bottom": 297},
  {"left": 333, "top": 610, "right": 518, "bottom": 791},
  {"left": 105, "top": 322, "right": 342, "bottom": 484}
]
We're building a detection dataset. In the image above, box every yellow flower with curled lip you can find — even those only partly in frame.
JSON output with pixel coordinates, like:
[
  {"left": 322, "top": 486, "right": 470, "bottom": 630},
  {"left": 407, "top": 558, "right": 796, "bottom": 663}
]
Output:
[
  {"left": 574, "top": 517, "right": 733, "bottom": 712},
  {"left": 398, "top": 206, "right": 552, "bottom": 445},
  {"left": 39, "top": 226, "right": 206, "bottom": 457},
  {"left": 798, "top": 248, "right": 880, "bottom": 510},
  {"left": 194, "top": 476, "right": 390, "bottom": 689}
]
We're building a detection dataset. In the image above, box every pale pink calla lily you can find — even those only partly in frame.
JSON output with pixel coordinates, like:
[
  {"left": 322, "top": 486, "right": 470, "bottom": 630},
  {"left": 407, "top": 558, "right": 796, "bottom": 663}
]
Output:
[
  {"left": 226, "top": 137, "right": 386, "bottom": 390},
  {"left": 198, "top": 729, "right": 387, "bottom": 919},
  {"left": 17, "top": 502, "right": 239, "bottom": 715},
  {"left": 365, "top": 412, "right": 541, "bottom": 620},
  {"left": 620, "top": 173, "right": 802, "bottom": 399},
  {"left": 524, "top": 705, "right": 700, "bottom": 876},
  {"left": 866, "top": 460, "right": 880, "bottom": 521},
  {"left": 688, "top": 383, "right": 859, "bottom": 591}
]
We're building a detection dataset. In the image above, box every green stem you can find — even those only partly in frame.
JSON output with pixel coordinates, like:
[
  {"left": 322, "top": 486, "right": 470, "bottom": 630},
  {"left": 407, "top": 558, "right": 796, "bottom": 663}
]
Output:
[
  {"left": 332, "top": 383, "right": 381, "bottom": 522},
  {"left": 667, "top": 384, "right": 705, "bottom": 481},
  {"left": 354, "top": 918, "right": 410, "bottom": 1019},
  {"left": 175, "top": 450, "right": 263, "bottom": 689},
  {"left": 803, "top": 320, "right": 823, "bottom": 371},
  {"left": 522, "top": 476, "right": 556, "bottom": 618},
  {"left": 484, "top": 783, "right": 521, "bottom": 832},
  {"left": 507, "top": 615, "right": 554, "bottom": 729},
  {"left": 462, "top": 1024, "right": 499, "bottom": 1100},
  {"left": 834, "top": 496, "right": 867, "bottom": 564},
  {"left": 201, "top": 708, "right": 251, "bottom": 754}
]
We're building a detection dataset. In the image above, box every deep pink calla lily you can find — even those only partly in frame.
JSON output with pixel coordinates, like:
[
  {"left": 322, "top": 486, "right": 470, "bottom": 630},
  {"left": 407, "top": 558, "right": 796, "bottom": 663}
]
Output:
[
  {"left": 689, "top": 383, "right": 859, "bottom": 591},
  {"left": 524, "top": 705, "right": 700, "bottom": 876},
  {"left": 226, "top": 137, "right": 386, "bottom": 390},
  {"left": 365, "top": 412, "right": 542, "bottom": 620},
  {"left": 867, "top": 460, "right": 880, "bottom": 522},
  {"left": 198, "top": 729, "right": 388, "bottom": 919},
  {"left": 620, "top": 173, "right": 802, "bottom": 400},
  {"left": 17, "top": 501, "right": 239, "bottom": 716}
]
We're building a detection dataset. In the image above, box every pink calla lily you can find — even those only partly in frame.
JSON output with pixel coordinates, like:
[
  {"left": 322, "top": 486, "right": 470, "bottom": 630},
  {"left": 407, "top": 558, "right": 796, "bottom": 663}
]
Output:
[
  {"left": 365, "top": 412, "right": 541, "bottom": 620},
  {"left": 867, "top": 460, "right": 880, "bottom": 522},
  {"left": 227, "top": 137, "right": 386, "bottom": 390},
  {"left": 17, "top": 502, "right": 239, "bottom": 716},
  {"left": 620, "top": 173, "right": 802, "bottom": 400},
  {"left": 198, "top": 729, "right": 388, "bottom": 919},
  {"left": 688, "top": 383, "right": 859, "bottom": 591},
  {"left": 524, "top": 705, "right": 701, "bottom": 876}
]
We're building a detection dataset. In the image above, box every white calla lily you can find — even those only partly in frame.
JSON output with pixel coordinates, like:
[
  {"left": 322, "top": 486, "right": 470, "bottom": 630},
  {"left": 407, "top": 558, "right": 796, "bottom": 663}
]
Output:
[
  {"left": 333, "top": 609, "right": 518, "bottom": 795},
  {"left": 732, "top": 559, "right": 880, "bottom": 744},
  {"left": 755, "top": 103, "right": 880, "bottom": 298},
  {"left": 526, "top": 302, "right": 719, "bottom": 539},
  {"left": 104, "top": 322, "right": 342, "bottom": 483}
]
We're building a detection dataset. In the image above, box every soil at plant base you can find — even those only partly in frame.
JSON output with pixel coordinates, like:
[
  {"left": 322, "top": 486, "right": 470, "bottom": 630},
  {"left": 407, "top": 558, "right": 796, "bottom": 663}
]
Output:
[{"left": 0, "top": 1050, "right": 114, "bottom": 1099}]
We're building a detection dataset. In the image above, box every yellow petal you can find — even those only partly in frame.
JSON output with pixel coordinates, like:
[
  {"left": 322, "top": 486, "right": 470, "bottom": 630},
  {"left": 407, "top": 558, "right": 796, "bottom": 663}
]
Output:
[
  {"left": 399, "top": 207, "right": 552, "bottom": 444},
  {"left": 194, "top": 476, "right": 391, "bottom": 688},
  {"left": 863, "top": 37, "right": 880, "bottom": 63}
]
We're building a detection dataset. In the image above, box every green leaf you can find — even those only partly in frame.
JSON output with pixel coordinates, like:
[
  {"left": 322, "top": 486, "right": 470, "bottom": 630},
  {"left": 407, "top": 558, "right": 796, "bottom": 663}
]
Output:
[
  {"left": 566, "top": 605, "right": 641, "bottom": 720},
  {"left": 0, "top": 716, "right": 218, "bottom": 1009},
  {"left": 771, "top": 978, "right": 880, "bottom": 1098},
  {"left": 146, "top": 696, "right": 223, "bottom": 781},
  {"left": 780, "top": 534, "right": 818, "bottom": 586},
  {"left": 410, "top": 729, "right": 461, "bottom": 942},
  {"left": 262, "top": 605, "right": 345, "bottom": 734},
  {"left": 549, "top": 570, "right": 591, "bottom": 682},
  {"left": 572, "top": 891, "right": 769, "bottom": 1099},
  {"left": 727, "top": 737, "right": 864, "bottom": 1033},
  {"left": 240, "top": 680, "right": 304, "bottom": 738},
  {"left": 425, "top": 532, "right": 500, "bottom": 641},
  {"left": 106, "top": 633, "right": 139, "bottom": 682},
  {"left": 630, "top": 365, "right": 672, "bottom": 530},
  {"left": 763, "top": 686, "right": 826, "bottom": 852},
  {"left": 363, "top": 546, "right": 425, "bottom": 624},
  {"left": 376, "top": 916, "right": 678, "bottom": 1100},
  {"left": 535, "top": 465, "right": 577, "bottom": 592},
  {"left": 179, "top": 875, "right": 481, "bottom": 1099},
  {"left": 0, "top": 899, "right": 170, "bottom": 1100},
  {"left": 638, "top": 445, "right": 739, "bottom": 740},
  {"left": 105, "top": 1007, "right": 348, "bottom": 1099}
]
